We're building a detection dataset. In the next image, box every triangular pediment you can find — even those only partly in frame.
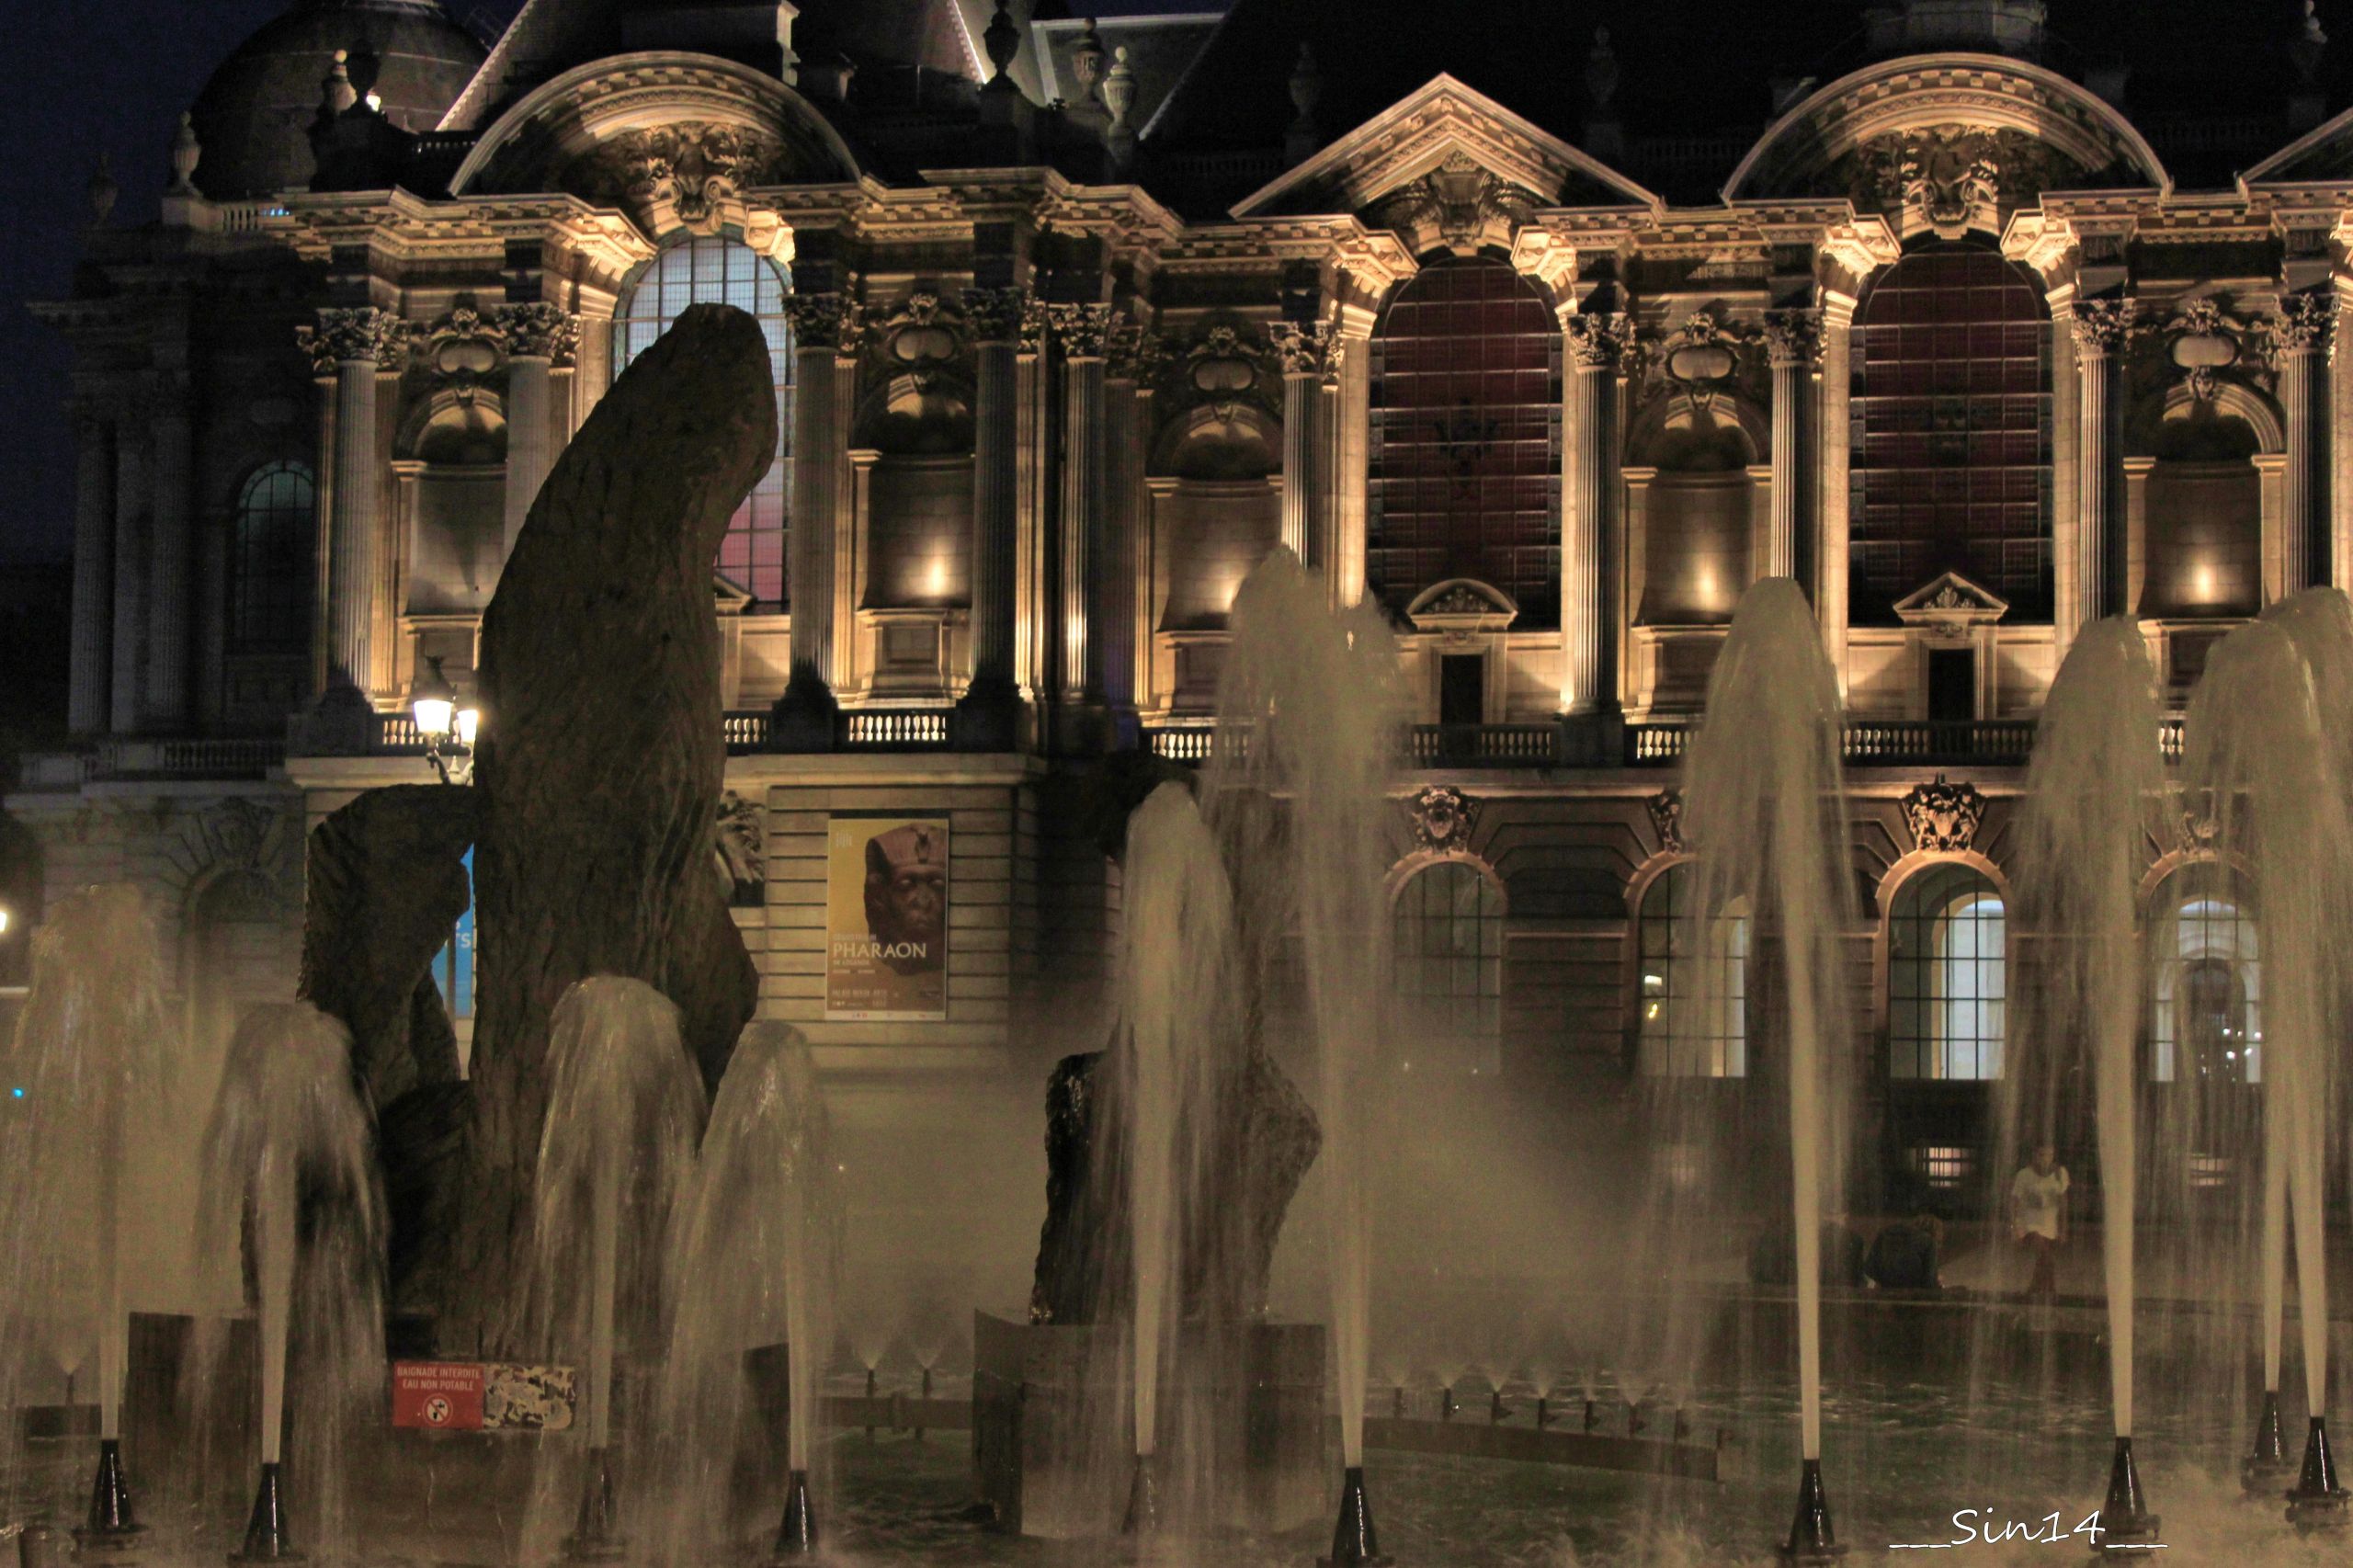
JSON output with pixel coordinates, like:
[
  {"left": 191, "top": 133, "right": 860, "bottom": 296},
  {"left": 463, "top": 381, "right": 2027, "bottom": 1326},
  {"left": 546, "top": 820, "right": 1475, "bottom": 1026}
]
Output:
[
  {"left": 2245, "top": 104, "right": 2353, "bottom": 185},
  {"left": 1893, "top": 571, "right": 2008, "bottom": 625},
  {"left": 1230, "top": 74, "right": 1657, "bottom": 222}
]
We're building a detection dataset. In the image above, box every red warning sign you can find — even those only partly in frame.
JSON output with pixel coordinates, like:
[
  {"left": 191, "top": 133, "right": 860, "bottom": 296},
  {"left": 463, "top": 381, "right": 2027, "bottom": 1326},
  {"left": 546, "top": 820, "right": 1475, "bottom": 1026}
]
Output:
[{"left": 392, "top": 1362, "right": 483, "bottom": 1430}]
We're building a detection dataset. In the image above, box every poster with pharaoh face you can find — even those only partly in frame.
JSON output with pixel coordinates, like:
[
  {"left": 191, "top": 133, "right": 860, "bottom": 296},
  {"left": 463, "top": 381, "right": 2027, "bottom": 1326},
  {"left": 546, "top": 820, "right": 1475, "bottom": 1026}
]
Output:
[{"left": 824, "top": 815, "right": 949, "bottom": 1020}]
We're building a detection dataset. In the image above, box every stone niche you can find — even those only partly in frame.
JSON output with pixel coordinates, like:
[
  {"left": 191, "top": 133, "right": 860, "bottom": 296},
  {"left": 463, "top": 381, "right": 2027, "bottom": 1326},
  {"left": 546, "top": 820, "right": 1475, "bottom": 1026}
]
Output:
[{"left": 972, "top": 1310, "right": 1326, "bottom": 1539}]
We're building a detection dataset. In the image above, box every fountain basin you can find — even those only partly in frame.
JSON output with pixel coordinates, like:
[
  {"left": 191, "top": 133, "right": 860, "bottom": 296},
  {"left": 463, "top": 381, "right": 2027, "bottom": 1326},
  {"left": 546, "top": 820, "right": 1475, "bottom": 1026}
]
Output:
[{"left": 972, "top": 1310, "right": 1324, "bottom": 1539}]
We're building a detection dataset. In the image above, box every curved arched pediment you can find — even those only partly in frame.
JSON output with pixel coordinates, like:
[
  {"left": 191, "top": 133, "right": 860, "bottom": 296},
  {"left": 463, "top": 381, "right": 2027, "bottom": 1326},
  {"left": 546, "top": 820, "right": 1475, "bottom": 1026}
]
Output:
[
  {"left": 449, "top": 52, "right": 861, "bottom": 225},
  {"left": 1405, "top": 577, "right": 1518, "bottom": 632},
  {"left": 1722, "top": 53, "right": 2169, "bottom": 236}
]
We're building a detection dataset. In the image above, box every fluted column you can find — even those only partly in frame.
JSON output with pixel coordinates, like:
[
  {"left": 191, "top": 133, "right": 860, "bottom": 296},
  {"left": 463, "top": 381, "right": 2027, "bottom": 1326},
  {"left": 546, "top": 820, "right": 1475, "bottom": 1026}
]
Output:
[
  {"left": 68, "top": 412, "right": 115, "bottom": 735},
  {"left": 773, "top": 290, "right": 858, "bottom": 741},
  {"left": 1763, "top": 308, "right": 1821, "bottom": 584},
  {"left": 1331, "top": 310, "right": 1374, "bottom": 607},
  {"left": 2273, "top": 292, "right": 2333, "bottom": 594},
  {"left": 957, "top": 286, "right": 1028, "bottom": 745},
  {"left": 144, "top": 371, "right": 195, "bottom": 730},
  {"left": 1103, "top": 321, "right": 1148, "bottom": 722},
  {"left": 109, "top": 410, "right": 150, "bottom": 734},
  {"left": 1051, "top": 303, "right": 1113, "bottom": 705},
  {"left": 299, "top": 307, "right": 400, "bottom": 699},
  {"left": 1271, "top": 320, "right": 1335, "bottom": 564},
  {"left": 494, "top": 303, "right": 577, "bottom": 559},
  {"left": 2334, "top": 280, "right": 2353, "bottom": 592},
  {"left": 1562, "top": 312, "right": 1632, "bottom": 717},
  {"left": 2071, "top": 300, "right": 2135, "bottom": 627}
]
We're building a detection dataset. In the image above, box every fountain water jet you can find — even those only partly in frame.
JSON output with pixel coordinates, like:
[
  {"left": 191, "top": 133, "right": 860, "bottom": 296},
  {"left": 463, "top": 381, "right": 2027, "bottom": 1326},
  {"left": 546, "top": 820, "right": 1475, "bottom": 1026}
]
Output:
[
  {"left": 0, "top": 887, "right": 174, "bottom": 1554},
  {"left": 1677, "top": 579, "right": 1853, "bottom": 1563},
  {"left": 1206, "top": 547, "right": 1400, "bottom": 1564},
  {"left": 196, "top": 1002, "right": 385, "bottom": 1565},
  {"left": 640, "top": 1019, "right": 835, "bottom": 1568},
  {"left": 2184, "top": 614, "right": 2353, "bottom": 1528},
  {"left": 2009, "top": 617, "right": 2165, "bottom": 1552},
  {"left": 530, "top": 978, "right": 706, "bottom": 1562}
]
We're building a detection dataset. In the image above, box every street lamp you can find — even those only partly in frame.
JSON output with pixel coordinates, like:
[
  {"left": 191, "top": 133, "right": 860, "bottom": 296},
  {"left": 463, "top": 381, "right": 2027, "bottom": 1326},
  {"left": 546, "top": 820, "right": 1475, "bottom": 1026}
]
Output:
[{"left": 411, "top": 656, "right": 481, "bottom": 785}]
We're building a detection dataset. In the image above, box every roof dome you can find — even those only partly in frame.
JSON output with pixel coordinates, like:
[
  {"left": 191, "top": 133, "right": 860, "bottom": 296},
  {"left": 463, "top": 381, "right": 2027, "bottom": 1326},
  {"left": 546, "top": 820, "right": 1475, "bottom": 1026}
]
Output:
[{"left": 188, "top": 0, "right": 486, "bottom": 199}]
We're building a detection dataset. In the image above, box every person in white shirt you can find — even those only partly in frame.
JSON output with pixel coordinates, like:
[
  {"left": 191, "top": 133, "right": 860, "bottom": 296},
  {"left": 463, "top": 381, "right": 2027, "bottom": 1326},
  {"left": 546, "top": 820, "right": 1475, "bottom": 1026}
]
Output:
[{"left": 2009, "top": 1142, "right": 2070, "bottom": 1297}]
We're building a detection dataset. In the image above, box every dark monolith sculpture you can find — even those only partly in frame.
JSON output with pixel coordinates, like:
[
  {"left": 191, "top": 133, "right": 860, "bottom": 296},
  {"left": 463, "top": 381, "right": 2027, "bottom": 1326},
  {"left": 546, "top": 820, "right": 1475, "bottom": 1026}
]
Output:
[{"left": 442, "top": 301, "right": 769, "bottom": 1348}]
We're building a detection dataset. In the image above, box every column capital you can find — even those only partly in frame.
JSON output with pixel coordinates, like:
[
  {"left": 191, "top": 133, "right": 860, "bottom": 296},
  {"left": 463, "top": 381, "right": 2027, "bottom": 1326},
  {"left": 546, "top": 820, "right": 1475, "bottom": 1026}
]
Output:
[
  {"left": 2265, "top": 290, "right": 2336, "bottom": 358},
  {"left": 493, "top": 301, "right": 579, "bottom": 366},
  {"left": 960, "top": 285, "right": 1029, "bottom": 347},
  {"left": 1046, "top": 301, "right": 1117, "bottom": 360},
  {"left": 1763, "top": 307, "right": 1824, "bottom": 369},
  {"left": 2068, "top": 298, "right": 2140, "bottom": 357},
  {"left": 1268, "top": 318, "right": 1343, "bottom": 381},
  {"left": 296, "top": 305, "right": 406, "bottom": 374},
  {"left": 781, "top": 290, "right": 871, "bottom": 355},
  {"left": 1564, "top": 311, "right": 1634, "bottom": 370}
]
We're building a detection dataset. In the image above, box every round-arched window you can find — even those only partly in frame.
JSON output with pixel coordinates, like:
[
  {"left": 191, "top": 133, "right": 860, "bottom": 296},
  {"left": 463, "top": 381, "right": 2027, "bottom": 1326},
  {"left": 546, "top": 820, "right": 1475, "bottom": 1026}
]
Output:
[
  {"left": 1888, "top": 862, "right": 2006, "bottom": 1081},
  {"left": 1636, "top": 861, "right": 1749, "bottom": 1078},
  {"left": 1392, "top": 859, "right": 1505, "bottom": 1063},
  {"left": 2150, "top": 873, "right": 2259, "bottom": 1085},
  {"left": 229, "top": 460, "right": 315, "bottom": 653},
  {"left": 615, "top": 237, "right": 793, "bottom": 605}
]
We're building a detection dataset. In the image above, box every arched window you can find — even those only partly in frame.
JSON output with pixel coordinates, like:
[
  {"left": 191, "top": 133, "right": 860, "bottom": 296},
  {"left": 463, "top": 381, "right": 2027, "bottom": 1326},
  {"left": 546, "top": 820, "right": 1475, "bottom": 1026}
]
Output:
[
  {"left": 1369, "top": 259, "right": 1560, "bottom": 625},
  {"left": 228, "top": 460, "right": 314, "bottom": 653},
  {"left": 1636, "top": 862, "right": 1749, "bottom": 1077},
  {"left": 615, "top": 237, "right": 793, "bottom": 605},
  {"left": 1888, "top": 863, "right": 2006, "bottom": 1081},
  {"left": 1392, "top": 860, "right": 1504, "bottom": 1062},
  {"left": 1852, "top": 245, "right": 2052, "bottom": 621},
  {"left": 2150, "top": 874, "right": 2260, "bottom": 1085}
]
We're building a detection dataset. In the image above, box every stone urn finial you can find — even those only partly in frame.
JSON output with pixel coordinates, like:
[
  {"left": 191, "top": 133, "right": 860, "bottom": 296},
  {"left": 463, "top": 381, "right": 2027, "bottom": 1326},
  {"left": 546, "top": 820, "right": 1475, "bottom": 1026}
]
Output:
[
  {"left": 1103, "top": 45, "right": 1136, "bottom": 172},
  {"left": 983, "top": 0, "right": 1020, "bottom": 80},
  {"left": 323, "top": 49, "right": 358, "bottom": 116},
  {"left": 1285, "top": 43, "right": 1323, "bottom": 166},
  {"left": 1071, "top": 17, "right": 1107, "bottom": 101},
  {"left": 1586, "top": 26, "right": 1620, "bottom": 111},
  {"left": 169, "top": 111, "right": 201, "bottom": 196}
]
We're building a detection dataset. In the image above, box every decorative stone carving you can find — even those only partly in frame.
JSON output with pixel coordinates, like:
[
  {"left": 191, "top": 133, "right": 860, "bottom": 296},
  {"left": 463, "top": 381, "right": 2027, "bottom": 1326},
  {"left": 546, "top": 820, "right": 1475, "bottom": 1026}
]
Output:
[
  {"left": 1902, "top": 775, "right": 1986, "bottom": 854},
  {"left": 781, "top": 290, "right": 869, "bottom": 354},
  {"left": 961, "top": 285, "right": 1030, "bottom": 346},
  {"left": 1103, "top": 317, "right": 1153, "bottom": 381},
  {"left": 1046, "top": 301, "right": 1116, "bottom": 359},
  {"left": 1365, "top": 150, "right": 1539, "bottom": 257},
  {"left": 494, "top": 302, "right": 579, "bottom": 367},
  {"left": 2070, "top": 298, "right": 2140, "bottom": 356},
  {"left": 2165, "top": 298, "right": 2245, "bottom": 403},
  {"left": 1858, "top": 127, "right": 2062, "bottom": 241},
  {"left": 296, "top": 306, "right": 405, "bottom": 374},
  {"left": 1564, "top": 311, "right": 1634, "bottom": 369},
  {"left": 1018, "top": 293, "right": 1051, "bottom": 356},
  {"left": 417, "top": 302, "right": 506, "bottom": 393},
  {"left": 1407, "top": 785, "right": 1479, "bottom": 853},
  {"left": 1177, "top": 323, "right": 1275, "bottom": 416},
  {"left": 1657, "top": 310, "right": 1749, "bottom": 405},
  {"left": 1646, "top": 788, "right": 1684, "bottom": 853},
  {"left": 580, "top": 123, "right": 786, "bottom": 229},
  {"left": 2264, "top": 291, "right": 2336, "bottom": 358},
  {"left": 1762, "top": 307, "right": 1823, "bottom": 369},
  {"left": 1267, "top": 318, "right": 1342, "bottom": 381},
  {"left": 713, "top": 789, "right": 765, "bottom": 908},
  {"left": 1893, "top": 570, "right": 2009, "bottom": 628},
  {"left": 878, "top": 290, "right": 961, "bottom": 387}
]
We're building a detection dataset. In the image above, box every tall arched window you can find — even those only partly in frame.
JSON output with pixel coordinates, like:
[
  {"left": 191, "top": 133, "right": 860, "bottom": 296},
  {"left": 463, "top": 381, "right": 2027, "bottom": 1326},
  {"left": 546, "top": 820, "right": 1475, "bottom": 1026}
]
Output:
[
  {"left": 1888, "top": 863, "right": 2006, "bottom": 1081},
  {"left": 2150, "top": 873, "right": 2260, "bottom": 1085},
  {"left": 1852, "top": 245, "right": 2052, "bottom": 621},
  {"left": 229, "top": 460, "right": 314, "bottom": 653},
  {"left": 1392, "top": 860, "right": 1505, "bottom": 1064},
  {"left": 1369, "top": 259, "right": 1560, "bottom": 625},
  {"left": 615, "top": 237, "right": 793, "bottom": 605},
  {"left": 1636, "top": 862, "right": 1749, "bottom": 1077}
]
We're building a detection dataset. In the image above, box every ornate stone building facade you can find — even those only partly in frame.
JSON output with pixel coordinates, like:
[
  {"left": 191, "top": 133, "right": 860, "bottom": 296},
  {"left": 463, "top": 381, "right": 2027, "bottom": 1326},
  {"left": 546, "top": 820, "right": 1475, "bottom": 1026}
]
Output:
[{"left": 18, "top": 0, "right": 2348, "bottom": 1206}]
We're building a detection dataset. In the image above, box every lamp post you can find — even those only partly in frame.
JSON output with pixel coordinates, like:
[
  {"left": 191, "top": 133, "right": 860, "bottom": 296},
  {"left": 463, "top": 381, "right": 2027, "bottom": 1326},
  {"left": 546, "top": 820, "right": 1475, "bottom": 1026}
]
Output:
[{"left": 410, "top": 656, "right": 480, "bottom": 785}]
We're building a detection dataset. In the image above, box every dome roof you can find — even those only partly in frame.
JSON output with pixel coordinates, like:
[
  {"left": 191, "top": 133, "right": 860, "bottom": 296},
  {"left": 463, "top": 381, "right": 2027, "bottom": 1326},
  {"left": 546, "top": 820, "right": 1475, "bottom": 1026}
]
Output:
[{"left": 188, "top": 0, "right": 486, "bottom": 199}]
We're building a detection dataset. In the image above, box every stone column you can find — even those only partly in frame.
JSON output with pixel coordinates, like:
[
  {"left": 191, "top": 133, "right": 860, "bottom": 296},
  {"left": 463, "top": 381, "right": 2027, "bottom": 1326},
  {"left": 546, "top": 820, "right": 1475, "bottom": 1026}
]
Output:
[
  {"left": 1102, "top": 320, "right": 1147, "bottom": 724},
  {"left": 1051, "top": 303, "right": 1112, "bottom": 707},
  {"left": 1763, "top": 308, "right": 1821, "bottom": 584},
  {"left": 301, "top": 307, "right": 401, "bottom": 705},
  {"left": 493, "top": 303, "right": 577, "bottom": 559},
  {"left": 773, "top": 291, "right": 857, "bottom": 744},
  {"left": 1562, "top": 312, "right": 1632, "bottom": 722},
  {"left": 956, "top": 286, "right": 1028, "bottom": 747},
  {"left": 2334, "top": 279, "right": 2353, "bottom": 593},
  {"left": 1271, "top": 320, "right": 1334, "bottom": 564},
  {"left": 144, "top": 371, "right": 195, "bottom": 731},
  {"left": 68, "top": 413, "right": 116, "bottom": 735},
  {"left": 2070, "top": 300, "right": 2135, "bottom": 627},
  {"left": 110, "top": 413, "right": 150, "bottom": 735},
  {"left": 1331, "top": 309, "right": 1375, "bottom": 607},
  {"left": 1816, "top": 293, "right": 1857, "bottom": 687},
  {"left": 2273, "top": 292, "right": 2333, "bottom": 593}
]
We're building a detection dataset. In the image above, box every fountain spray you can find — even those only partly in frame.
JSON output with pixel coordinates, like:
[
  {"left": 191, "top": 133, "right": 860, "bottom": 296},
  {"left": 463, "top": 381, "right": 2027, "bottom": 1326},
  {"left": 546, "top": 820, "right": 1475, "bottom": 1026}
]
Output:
[
  {"left": 0, "top": 888, "right": 173, "bottom": 1557},
  {"left": 197, "top": 1003, "right": 386, "bottom": 1565},
  {"left": 531, "top": 978, "right": 706, "bottom": 1562},
  {"left": 2012, "top": 618, "right": 2165, "bottom": 1553},
  {"left": 2184, "top": 612, "right": 2353, "bottom": 1529},
  {"left": 1678, "top": 581, "right": 1854, "bottom": 1563},
  {"left": 642, "top": 1021, "right": 835, "bottom": 1568},
  {"left": 1208, "top": 548, "right": 1400, "bottom": 1564}
]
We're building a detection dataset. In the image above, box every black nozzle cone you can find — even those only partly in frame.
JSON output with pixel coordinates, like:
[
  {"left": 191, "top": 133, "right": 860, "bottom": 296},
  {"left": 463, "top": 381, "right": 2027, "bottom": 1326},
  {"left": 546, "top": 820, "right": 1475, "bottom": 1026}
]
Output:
[
  {"left": 1120, "top": 1452, "right": 1159, "bottom": 1536},
  {"left": 1319, "top": 1465, "right": 1391, "bottom": 1566},
  {"left": 2096, "top": 1437, "right": 2159, "bottom": 1551},
  {"left": 229, "top": 1461, "right": 301, "bottom": 1563},
  {"left": 78, "top": 1437, "right": 141, "bottom": 1544},
  {"left": 562, "top": 1448, "right": 626, "bottom": 1562},
  {"left": 1779, "top": 1459, "right": 1847, "bottom": 1562},
  {"left": 2245, "top": 1391, "right": 2293, "bottom": 1494},
  {"left": 2287, "top": 1416, "right": 2351, "bottom": 1528},
  {"left": 768, "top": 1468, "right": 817, "bottom": 1559}
]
